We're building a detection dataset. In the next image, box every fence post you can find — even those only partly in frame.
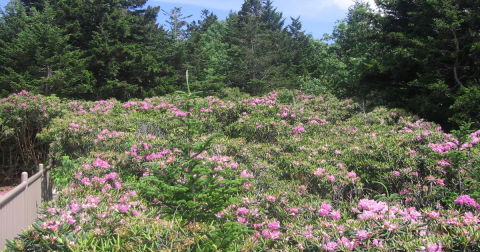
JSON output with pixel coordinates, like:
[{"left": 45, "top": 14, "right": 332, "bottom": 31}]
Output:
[
  {"left": 21, "top": 172, "right": 28, "bottom": 183},
  {"left": 21, "top": 171, "right": 28, "bottom": 230},
  {"left": 39, "top": 163, "right": 43, "bottom": 172}
]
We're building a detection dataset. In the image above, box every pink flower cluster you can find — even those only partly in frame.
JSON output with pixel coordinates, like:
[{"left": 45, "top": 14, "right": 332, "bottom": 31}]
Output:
[
  {"left": 358, "top": 198, "right": 387, "bottom": 212},
  {"left": 292, "top": 125, "right": 305, "bottom": 134},
  {"left": 454, "top": 195, "right": 477, "bottom": 207},
  {"left": 92, "top": 158, "right": 110, "bottom": 169},
  {"left": 240, "top": 169, "right": 254, "bottom": 178},
  {"left": 261, "top": 221, "right": 281, "bottom": 239},
  {"left": 317, "top": 202, "right": 341, "bottom": 219},
  {"left": 428, "top": 141, "right": 458, "bottom": 154}
]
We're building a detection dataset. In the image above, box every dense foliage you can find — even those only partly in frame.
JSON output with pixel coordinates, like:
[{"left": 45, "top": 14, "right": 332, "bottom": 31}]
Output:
[
  {"left": 2, "top": 0, "right": 480, "bottom": 249},
  {"left": 2, "top": 0, "right": 480, "bottom": 129},
  {"left": 321, "top": 0, "right": 480, "bottom": 130},
  {"left": 2, "top": 88, "right": 480, "bottom": 251},
  {"left": 0, "top": 91, "right": 63, "bottom": 185},
  {"left": 0, "top": 0, "right": 319, "bottom": 100}
]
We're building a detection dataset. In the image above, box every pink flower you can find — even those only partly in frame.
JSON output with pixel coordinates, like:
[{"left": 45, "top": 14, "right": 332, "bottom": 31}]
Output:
[
  {"left": 313, "top": 168, "right": 325, "bottom": 176},
  {"left": 243, "top": 182, "right": 252, "bottom": 190},
  {"left": 427, "top": 242, "right": 442, "bottom": 252},
  {"left": 66, "top": 216, "right": 76, "bottom": 225},
  {"left": 338, "top": 237, "right": 354, "bottom": 250},
  {"left": 328, "top": 175, "right": 335, "bottom": 182},
  {"left": 437, "top": 159, "right": 451, "bottom": 166},
  {"left": 175, "top": 110, "right": 188, "bottom": 117},
  {"left": 347, "top": 172, "right": 357, "bottom": 178},
  {"left": 454, "top": 195, "right": 477, "bottom": 207},
  {"left": 356, "top": 230, "right": 369, "bottom": 240},
  {"left": 435, "top": 179, "right": 445, "bottom": 187},
  {"left": 425, "top": 211, "right": 440, "bottom": 220},
  {"left": 268, "top": 221, "right": 280, "bottom": 230},
  {"left": 81, "top": 177, "right": 91, "bottom": 186},
  {"left": 92, "top": 158, "right": 110, "bottom": 169},
  {"left": 289, "top": 208, "right": 299, "bottom": 215},
  {"left": 393, "top": 171, "right": 400, "bottom": 176},
  {"left": 334, "top": 150, "right": 341, "bottom": 155},
  {"left": 321, "top": 202, "right": 332, "bottom": 212},
  {"left": 104, "top": 172, "right": 118, "bottom": 180},
  {"left": 323, "top": 241, "right": 338, "bottom": 252},
  {"left": 70, "top": 204, "right": 80, "bottom": 213},
  {"left": 47, "top": 208, "right": 57, "bottom": 215},
  {"left": 358, "top": 198, "right": 386, "bottom": 212},
  {"left": 261, "top": 229, "right": 280, "bottom": 239},
  {"left": 236, "top": 207, "right": 249, "bottom": 215},
  {"left": 292, "top": 125, "right": 305, "bottom": 134},
  {"left": 298, "top": 185, "right": 307, "bottom": 192},
  {"left": 372, "top": 239, "right": 383, "bottom": 247},
  {"left": 240, "top": 170, "right": 254, "bottom": 178},
  {"left": 318, "top": 203, "right": 332, "bottom": 217},
  {"left": 266, "top": 195, "right": 276, "bottom": 202},
  {"left": 114, "top": 182, "right": 122, "bottom": 189},
  {"left": 119, "top": 205, "right": 130, "bottom": 213},
  {"left": 330, "top": 210, "right": 341, "bottom": 220},
  {"left": 318, "top": 208, "right": 329, "bottom": 217}
]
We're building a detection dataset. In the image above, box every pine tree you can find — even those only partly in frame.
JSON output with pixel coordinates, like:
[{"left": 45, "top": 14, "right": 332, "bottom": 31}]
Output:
[
  {"left": 163, "top": 7, "right": 192, "bottom": 41},
  {"left": 0, "top": 0, "right": 91, "bottom": 97},
  {"left": 50, "top": 0, "right": 171, "bottom": 100},
  {"left": 225, "top": 0, "right": 292, "bottom": 94}
]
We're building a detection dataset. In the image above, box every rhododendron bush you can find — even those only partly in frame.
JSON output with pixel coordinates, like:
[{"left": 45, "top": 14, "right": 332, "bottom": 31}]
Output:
[
  {"left": 4, "top": 88, "right": 480, "bottom": 251},
  {"left": 0, "top": 91, "right": 63, "bottom": 185}
]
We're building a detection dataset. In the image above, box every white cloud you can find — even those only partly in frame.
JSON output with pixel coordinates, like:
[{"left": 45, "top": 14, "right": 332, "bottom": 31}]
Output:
[
  {"left": 153, "top": 0, "right": 377, "bottom": 21},
  {"left": 153, "top": 0, "right": 376, "bottom": 12},
  {"left": 152, "top": 0, "right": 244, "bottom": 11},
  {"left": 273, "top": 0, "right": 377, "bottom": 20}
]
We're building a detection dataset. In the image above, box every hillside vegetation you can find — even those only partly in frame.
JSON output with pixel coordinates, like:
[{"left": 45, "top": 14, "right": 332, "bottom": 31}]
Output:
[
  {"left": 2, "top": 0, "right": 480, "bottom": 250},
  {"left": 1, "top": 0, "right": 480, "bottom": 130},
  {"left": 2, "top": 88, "right": 480, "bottom": 251}
]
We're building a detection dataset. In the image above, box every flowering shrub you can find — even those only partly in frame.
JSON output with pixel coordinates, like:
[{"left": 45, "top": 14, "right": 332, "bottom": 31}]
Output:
[
  {"left": 0, "top": 91, "right": 63, "bottom": 185},
  {"left": 135, "top": 78, "right": 246, "bottom": 221},
  {"left": 4, "top": 88, "right": 480, "bottom": 251}
]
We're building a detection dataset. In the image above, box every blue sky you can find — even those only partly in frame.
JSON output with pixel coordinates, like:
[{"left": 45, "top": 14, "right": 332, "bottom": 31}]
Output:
[{"left": 0, "top": 0, "right": 375, "bottom": 40}]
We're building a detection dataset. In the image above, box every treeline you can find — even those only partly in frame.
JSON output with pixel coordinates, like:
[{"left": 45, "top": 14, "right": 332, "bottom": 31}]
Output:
[
  {"left": 1, "top": 0, "right": 480, "bottom": 130},
  {"left": 323, "top": 0, "right": 480, "bottom": 130},
  {"left": 0, "top": 0, "right": 320, "bottom": 100}
]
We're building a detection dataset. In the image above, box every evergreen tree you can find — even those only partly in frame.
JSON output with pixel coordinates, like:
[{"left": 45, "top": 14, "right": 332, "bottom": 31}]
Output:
[
  {"left": 285, "top": 16, "right": 316, "bottom": 79},
  {"left": 189, "top": 20, "right": 229, "bottom": 94},
  {"left": 329, "top": 0, "right": 480, "bottom": 129},
  {"left": 184, "top": 9, "right": 218, "bottom": 78},
  {"left": 225, "top": 0, "right": 291, "bottom": 94},
  {"left": 0, "top": 0, "right": 91, "bottom": 97},
  {"left": 162, "top": 6, "right": 192, "bottom": 41},
  {"left": 4, "top": 0, "right": 177, "bottom": 100}
]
